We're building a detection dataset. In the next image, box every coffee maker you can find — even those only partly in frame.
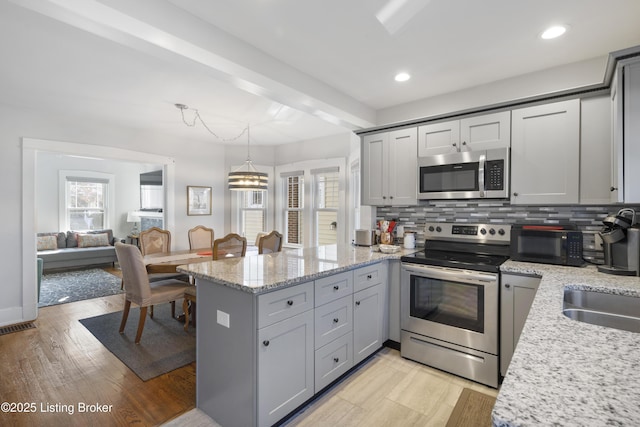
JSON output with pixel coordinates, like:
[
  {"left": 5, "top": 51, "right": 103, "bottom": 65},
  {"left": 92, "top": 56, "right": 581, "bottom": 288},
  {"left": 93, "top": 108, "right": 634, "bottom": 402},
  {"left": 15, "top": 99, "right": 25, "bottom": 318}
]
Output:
[{"left": 598, "top": 208, "right": 640, "bottom": 276}]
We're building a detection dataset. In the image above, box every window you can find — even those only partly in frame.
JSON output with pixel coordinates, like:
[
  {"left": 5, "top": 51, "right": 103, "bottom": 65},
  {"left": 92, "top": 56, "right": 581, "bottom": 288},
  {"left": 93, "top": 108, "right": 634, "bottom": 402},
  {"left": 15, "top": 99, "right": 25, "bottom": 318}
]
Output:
[
  {"left": 64, "top": 175, "right": 109, "bottom": 231},
  {"left": 239, "top": 190, "right": 266, "bottom": 244},
  {"left": 312, "top": 168, "right": 339, "bottom": 245},
  {"left": 284, "top": 173, "right": 304, "bottom": 247}
]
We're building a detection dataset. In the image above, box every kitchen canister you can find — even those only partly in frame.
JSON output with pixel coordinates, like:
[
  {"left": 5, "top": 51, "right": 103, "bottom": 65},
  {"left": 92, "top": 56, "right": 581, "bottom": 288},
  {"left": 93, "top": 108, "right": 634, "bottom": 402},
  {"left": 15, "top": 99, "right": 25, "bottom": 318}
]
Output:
[{"left": 403, "top": 232, "right": 416, "bottom": 249}]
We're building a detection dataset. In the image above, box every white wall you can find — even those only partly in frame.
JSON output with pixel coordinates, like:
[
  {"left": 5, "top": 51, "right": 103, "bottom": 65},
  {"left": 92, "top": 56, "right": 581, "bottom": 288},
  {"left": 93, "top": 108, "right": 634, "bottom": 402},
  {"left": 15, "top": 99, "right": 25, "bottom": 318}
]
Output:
[{"left": 0, "top": 103, "right": 226, "bottom": 327}]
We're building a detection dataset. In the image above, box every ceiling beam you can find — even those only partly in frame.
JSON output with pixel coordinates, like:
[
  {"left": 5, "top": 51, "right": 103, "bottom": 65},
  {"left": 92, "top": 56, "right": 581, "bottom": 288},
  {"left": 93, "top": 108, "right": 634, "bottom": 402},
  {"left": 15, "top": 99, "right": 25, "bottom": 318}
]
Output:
[{"left": 12, "top": 0, "right": 376, "bottom": 130}]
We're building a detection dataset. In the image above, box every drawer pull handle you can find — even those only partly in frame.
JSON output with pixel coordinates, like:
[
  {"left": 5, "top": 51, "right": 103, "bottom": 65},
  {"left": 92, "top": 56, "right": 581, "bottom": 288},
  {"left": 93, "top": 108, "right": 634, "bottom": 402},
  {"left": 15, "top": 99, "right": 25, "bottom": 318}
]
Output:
[
  {"left": 367, "top": 274, "right": 372, "bottom": 279},
  {"left": 333, "top": 318, "right": 339, "bottom": 323},
  {"left": 287, "top": 300, "right": 293, "bottom": 306},
  {"left": 263, "top": 340, "right": 270, "bottom": 347},
  {"left": 333, "top": 285, "right": 339, "bottom": 290},
  {"left": 355, "top": 301, "right": 361, "bottom": 306},
  {"left": 333, "top": 357, "right": 339, "bottom": 363}
]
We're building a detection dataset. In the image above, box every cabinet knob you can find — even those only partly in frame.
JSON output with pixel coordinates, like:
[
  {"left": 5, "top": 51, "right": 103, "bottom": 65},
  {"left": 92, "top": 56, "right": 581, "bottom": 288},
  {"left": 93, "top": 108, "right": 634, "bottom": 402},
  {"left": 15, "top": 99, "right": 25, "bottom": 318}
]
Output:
[
  {"left": 367, "top": 274, "right": 372, "bottom": 279},
  {"left": 610, "top": 186, "right": 618, "bottom": 192},
  {"left": 333, "top": 357, "right": 339, "bottom": 363},
  {"left": 382, "top": 196, "right": 387, "bottom": 199},
  {"left": 462, "top": 141, "right": 467, "bottom": 146},
  {"left": 452, "top": 143, "right": 457, "bottom": 147},
  {"left": 263, "top": 340, "right": 270, "bottom": 347},
  {"left": 287, "top": 300, "right": 293, "bottom": 306},
  {"left": 355, "top": 301, "right": 361, "bottom": 306},
  {"left": 333, "top": 285, "right": 339, "bottom": 291},
  {"left": 513, "top": 192, "right": 518, "bottom": 197},
  {"left": 389, "top": 196, "right": 393, "bottom": 199},
  {"left": 333, "top": 318, "right": 339, "bottom": 323},
  {"left": 505, "top": 284, "right": 511, "bottom": 289}
]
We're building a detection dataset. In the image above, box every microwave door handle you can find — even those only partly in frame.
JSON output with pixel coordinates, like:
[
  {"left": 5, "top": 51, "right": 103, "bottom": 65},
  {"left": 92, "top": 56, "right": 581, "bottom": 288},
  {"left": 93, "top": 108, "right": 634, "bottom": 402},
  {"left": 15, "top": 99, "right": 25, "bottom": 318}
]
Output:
[{"left": 478, "top": 153, "right": 486, "bottom": 197}]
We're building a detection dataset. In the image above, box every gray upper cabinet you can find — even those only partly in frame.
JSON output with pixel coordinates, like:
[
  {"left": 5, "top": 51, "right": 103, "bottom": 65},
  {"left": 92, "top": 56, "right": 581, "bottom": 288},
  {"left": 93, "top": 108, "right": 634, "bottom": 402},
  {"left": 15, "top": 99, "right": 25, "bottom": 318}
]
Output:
[
  {"left": 417, "top": 111, "right": 511, "bottom": 157},
  {"left": 612, "top": 57, "right": 640, "bottom": 203},
  {"left": 580, "top": 96, "right": 612, "bottom": 204},
  {"left": 511, "top": 99, "right": 580, "bottom": 205},
  {"left": 361, "top": 128, "right": 417, "bottom": 206}
]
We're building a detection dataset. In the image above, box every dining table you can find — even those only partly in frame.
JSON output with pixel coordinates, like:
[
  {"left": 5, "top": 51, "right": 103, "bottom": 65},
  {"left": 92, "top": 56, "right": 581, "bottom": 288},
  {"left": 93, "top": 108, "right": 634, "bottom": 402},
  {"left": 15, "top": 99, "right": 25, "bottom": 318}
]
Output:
[{"left": 144, "top": 246, "right": 259, "bottom": 274}]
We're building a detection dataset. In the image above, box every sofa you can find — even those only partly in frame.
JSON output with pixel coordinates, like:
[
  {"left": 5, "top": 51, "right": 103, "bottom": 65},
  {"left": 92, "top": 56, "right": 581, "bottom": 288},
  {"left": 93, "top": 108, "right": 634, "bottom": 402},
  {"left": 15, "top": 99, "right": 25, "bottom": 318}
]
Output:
[{"left": 37, "top": 229, "right": 121, "bottom": 272}]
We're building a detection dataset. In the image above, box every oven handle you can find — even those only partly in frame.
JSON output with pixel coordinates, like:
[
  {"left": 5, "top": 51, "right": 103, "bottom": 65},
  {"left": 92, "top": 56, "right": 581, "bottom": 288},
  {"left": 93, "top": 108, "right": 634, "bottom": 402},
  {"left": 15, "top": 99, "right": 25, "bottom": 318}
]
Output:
[{"left": 401, "top": 264, "right": 497, "bottom": 286}]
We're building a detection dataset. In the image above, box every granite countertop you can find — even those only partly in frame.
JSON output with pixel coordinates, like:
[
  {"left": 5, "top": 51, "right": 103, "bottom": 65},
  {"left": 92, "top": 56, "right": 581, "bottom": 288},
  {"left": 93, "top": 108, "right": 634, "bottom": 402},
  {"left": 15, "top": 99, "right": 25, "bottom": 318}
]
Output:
[
  {"left": 177, "top": 244, "right": 416, "bottom": 294},
  {"left": 493, "top": 260, "right": 640, "bottom": 427}
]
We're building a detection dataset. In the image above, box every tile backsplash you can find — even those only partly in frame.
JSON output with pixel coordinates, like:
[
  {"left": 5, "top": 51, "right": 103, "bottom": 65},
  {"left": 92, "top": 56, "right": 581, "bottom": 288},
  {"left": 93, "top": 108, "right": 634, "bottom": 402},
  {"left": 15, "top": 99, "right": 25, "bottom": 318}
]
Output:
[{"left": 376, "top": 201, "right": 640, "bottom": 263}]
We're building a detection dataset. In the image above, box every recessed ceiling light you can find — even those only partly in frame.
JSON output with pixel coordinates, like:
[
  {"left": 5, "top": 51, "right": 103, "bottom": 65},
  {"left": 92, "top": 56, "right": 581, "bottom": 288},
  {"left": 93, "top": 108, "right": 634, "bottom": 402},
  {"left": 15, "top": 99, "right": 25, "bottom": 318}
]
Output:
[
  {"left": 395, "top": 72, "right": 411, "bottom": 82},
  {"left": 541, "top": 25, "right": 567, "bottom": 40}
]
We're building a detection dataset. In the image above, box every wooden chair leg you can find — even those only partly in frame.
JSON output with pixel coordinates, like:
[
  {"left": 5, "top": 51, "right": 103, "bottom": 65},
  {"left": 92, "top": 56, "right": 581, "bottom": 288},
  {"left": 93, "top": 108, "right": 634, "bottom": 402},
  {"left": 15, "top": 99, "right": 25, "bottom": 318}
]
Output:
[
  {"left": 135, "top": 306, "right": 148, "bottom": 344},
  {"left": 183, "top": 298, "right": 189, "bottom": 331},
  {"left": 171, "top": 301, "right": 176, "bottom": 318},
  {"left": 150, "top": 305, "right": 154, "bottom": 318},
  {"left": 119, "top": 300, "right": 131, "bottom": 333},
  {"left": 120, "top": 278, "right": 124, "bottom": 290}
]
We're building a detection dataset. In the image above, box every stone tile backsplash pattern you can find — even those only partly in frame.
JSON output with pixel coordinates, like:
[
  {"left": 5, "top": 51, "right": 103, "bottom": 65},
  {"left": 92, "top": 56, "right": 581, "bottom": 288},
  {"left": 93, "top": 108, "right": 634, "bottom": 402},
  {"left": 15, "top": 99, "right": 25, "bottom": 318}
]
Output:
[{"left": 376, "top": 201, "right": 640, "bottom": 263}]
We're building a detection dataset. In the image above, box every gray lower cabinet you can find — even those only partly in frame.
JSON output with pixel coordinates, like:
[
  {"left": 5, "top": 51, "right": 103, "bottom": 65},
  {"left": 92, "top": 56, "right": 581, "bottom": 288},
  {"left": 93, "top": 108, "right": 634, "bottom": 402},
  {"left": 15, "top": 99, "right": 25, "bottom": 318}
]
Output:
[
  {"left": 500, "top": 273, "right": 542, "bottom": 376},
  {"left": 258, "top": 310, "right": 315, "bottom": 427},
  {"left": 354, "top": 283, "right": 385, "bottom": 364}
]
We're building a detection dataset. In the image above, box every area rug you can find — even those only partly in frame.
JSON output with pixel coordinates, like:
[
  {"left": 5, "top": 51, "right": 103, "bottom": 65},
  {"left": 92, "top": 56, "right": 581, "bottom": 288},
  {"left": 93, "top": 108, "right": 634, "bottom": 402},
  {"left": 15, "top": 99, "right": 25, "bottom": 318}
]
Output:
[
  {"left": 446, "top": 388, "right": 497, "bottom": 427},
  {"left": 39, "top": 268, "right": 123, "bottom": 307},
  {"left": 79, "top": 303, "right": 195, "bottom": 381}
]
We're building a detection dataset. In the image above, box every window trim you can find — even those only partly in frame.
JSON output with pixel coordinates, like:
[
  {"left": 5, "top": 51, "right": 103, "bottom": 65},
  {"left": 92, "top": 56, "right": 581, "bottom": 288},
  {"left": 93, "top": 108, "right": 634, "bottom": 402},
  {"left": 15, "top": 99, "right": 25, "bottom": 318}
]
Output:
[{"left": 58, "top": 170, "right": 115, "bottom": 231}]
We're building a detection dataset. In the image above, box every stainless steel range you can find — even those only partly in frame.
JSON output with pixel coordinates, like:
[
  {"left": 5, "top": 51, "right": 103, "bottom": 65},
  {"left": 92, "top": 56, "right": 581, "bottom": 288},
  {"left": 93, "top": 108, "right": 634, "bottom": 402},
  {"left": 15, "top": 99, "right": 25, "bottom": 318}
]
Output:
[{"left": 400, "top": 222, "right": 510, "bottom": 388}]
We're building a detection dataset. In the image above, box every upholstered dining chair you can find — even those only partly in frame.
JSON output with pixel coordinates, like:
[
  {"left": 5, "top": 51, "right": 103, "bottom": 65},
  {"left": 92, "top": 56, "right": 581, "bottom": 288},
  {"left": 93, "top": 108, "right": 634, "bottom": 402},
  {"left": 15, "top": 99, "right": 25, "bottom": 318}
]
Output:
[
  {"left": 182, "top": 286, "right": 196, "bottom": 331},
  {"left": 213, "top": 233, "right": 247, "bottom": 260},
  {"left": 258, "top": 230, "right": 283, "bottom": 254},
  {"left": 139, "top": 227, "right": 171, "bottom": 256},
  {"left": 115, "top": 243, "right": 194, "bottom": 344},
  {"left": 188, "top": 225, "right": 214, "bottom": 250},
  {"left": 254, "top": 231, "right": 268, "bottom": 247}
]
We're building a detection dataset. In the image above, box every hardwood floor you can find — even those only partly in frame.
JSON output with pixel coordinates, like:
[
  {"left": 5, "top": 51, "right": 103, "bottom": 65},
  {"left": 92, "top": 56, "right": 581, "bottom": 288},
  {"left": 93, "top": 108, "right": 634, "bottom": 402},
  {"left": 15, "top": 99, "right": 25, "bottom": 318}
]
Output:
[{"left": 0, "top": 293, "right": 195, "bottom": 427}]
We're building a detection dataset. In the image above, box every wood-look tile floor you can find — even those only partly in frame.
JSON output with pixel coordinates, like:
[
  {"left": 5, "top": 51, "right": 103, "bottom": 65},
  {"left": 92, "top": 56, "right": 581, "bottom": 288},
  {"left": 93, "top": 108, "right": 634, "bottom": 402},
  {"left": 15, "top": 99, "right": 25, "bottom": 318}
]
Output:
[{"left": 166, "top": 347, "right": 499, "bottom": 427}]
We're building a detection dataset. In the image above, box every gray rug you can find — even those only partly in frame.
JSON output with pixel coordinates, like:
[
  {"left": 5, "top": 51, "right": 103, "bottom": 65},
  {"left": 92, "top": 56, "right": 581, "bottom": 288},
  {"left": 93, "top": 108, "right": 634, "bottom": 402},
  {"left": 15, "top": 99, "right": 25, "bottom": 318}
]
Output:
[
  {"left": 79, "top": 303, "right": 195, "bottom": 381},
  {"left": 39, "top": 268, "right": 123, "bottom": 307}
]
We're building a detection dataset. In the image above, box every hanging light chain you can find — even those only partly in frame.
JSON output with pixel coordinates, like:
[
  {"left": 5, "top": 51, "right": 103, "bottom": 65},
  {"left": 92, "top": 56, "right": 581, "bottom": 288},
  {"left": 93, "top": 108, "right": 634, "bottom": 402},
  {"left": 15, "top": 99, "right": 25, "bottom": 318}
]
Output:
[{"left": 175, "top": 103, "right": 248, "bottom": 142}]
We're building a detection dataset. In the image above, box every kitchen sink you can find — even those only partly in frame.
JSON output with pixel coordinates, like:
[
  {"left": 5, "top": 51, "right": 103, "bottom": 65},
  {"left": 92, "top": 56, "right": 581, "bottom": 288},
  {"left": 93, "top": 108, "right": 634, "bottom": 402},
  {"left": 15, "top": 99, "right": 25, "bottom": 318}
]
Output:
[{"left": 563, "top": 289, "right": 640, "bottom": 333}]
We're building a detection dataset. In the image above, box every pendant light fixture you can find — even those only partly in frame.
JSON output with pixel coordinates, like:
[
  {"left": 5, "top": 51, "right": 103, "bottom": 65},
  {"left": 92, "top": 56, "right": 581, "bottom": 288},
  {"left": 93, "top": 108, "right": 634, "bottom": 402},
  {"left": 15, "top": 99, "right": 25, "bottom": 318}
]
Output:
[
  {"left": 228, "top": 124, "right": 268, "bottom": 191},
  {"left": 174, "top": 104, "right": 268, "bottom": 191}
]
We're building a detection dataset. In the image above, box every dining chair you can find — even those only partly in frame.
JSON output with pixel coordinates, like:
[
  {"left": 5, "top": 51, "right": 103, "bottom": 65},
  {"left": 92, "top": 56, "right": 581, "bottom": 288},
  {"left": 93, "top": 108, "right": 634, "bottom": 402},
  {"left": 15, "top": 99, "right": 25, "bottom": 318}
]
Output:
[
  {"left": 182, "top": 286, "right": 197, "bottom": 331},
  {"left": 258, "top": 230, "right": 283, "bottom": 254},
  {"left": 213, "top": 233, "right": 247, "bottom": 260},
  {"left": 115, "top": 243, "right": 194, "bottom": 344},
  {"left": 188, "top": 225, "right": 214, "bottom": 250},
  {"left": 254, "top": 231, "right": 268, "bottom": 247}
]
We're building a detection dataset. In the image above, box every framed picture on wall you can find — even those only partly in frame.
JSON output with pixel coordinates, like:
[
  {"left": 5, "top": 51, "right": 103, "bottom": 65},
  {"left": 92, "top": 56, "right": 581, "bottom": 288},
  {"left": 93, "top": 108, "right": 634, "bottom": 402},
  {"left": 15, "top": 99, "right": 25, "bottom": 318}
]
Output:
[{"left": 187, "top": 186, "right": 212, "bottom": 216}]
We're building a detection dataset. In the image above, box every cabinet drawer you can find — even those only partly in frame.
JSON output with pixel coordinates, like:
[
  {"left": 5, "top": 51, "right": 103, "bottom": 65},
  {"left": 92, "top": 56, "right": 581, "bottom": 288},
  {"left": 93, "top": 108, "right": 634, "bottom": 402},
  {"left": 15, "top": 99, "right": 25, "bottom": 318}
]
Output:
[
  {"left": 314, "top": 294, "right": 353, "bottom": 349},
  {"left": 258, "top": 281, "right": 314, "bottom": 328},
  {"left": 353, "top": 263, "right": 385, "bottom": 293},
  {"left": 314, "top": 331, "right": 353, "bottom": 393},
  {"left": 315, "top": 270, "right": 353, "bottom": 307}
]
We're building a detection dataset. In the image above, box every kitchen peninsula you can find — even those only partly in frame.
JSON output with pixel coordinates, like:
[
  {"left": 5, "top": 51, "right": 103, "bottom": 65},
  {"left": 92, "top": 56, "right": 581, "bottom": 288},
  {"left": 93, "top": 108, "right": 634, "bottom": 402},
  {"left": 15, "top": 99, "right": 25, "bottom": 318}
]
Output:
[
  {"left": 177, "top": 244, "right": 410, "bottom": 427},
  {"left": 493, "top": 261, "right": 640, "bottom": 426}
]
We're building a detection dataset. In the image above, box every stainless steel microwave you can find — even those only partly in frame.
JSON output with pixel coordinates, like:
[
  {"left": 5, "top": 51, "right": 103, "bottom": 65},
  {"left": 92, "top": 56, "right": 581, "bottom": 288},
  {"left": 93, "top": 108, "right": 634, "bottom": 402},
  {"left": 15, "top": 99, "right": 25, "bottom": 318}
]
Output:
[{"left": 417, "top": 147, "right": 509, "bottom": 200}]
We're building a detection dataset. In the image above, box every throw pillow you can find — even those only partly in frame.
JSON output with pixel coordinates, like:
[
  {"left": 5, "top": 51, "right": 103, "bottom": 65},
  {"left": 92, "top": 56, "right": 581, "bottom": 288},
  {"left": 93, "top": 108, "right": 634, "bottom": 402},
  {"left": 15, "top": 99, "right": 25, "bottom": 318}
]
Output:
[
  {"left": 77, "top": 233, "right": 110, "bottom": 248},
  {"left": 66, "top": 231, "right": 79, "bottom": 248},
  {"left": 37, "top": 235, "right": 58, "bottom": 251}
]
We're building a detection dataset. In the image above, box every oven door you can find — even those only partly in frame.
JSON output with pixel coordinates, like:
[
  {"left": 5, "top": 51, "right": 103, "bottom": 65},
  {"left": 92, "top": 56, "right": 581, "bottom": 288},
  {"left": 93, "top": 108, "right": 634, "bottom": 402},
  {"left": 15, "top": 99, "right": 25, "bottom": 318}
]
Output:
[{"left": 401, "top": 263, "right": 498, "bottom": 354}]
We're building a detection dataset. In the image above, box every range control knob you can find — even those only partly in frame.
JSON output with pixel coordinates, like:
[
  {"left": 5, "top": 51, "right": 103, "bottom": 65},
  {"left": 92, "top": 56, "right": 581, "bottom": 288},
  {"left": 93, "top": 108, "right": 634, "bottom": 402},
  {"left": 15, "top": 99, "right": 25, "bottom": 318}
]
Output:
[
  {"left": 435, "top": 226, "right": 442, "bottom": 232},
  {"left": 428, "top": 226, "right": 435, "bottom": 232},
  {"left": 498, "top": 228, "right": 505, "bottom": 236},
  {"left": 480, "top": 228, "right": 487, "bottom": 235},
  {"left": 489, "top": 228, "right": 496, "bottom": 235}
]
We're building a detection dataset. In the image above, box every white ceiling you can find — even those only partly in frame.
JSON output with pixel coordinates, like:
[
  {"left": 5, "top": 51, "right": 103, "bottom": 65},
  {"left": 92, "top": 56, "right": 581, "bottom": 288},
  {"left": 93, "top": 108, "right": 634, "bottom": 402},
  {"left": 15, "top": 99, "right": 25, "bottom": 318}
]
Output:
[{"left": 1, "top": 0, "right": 639, "bottom": 146}]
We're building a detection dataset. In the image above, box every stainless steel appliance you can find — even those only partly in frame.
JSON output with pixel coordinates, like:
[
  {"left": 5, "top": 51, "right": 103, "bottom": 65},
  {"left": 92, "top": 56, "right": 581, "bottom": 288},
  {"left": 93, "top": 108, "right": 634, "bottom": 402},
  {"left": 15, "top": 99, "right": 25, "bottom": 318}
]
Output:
[
  {"left": 598, "top": 209, "right": 640, "bottom": 276},
  {"left": 400, "top": 222, "right": 510, "bottom": 388},
  {"left": 417, "top": 147, "right": 509, "bottom": 200},
  {"left": 510, "top": 224, "right": 583, "bottom": 266},
  {"left": 354, "top": 229, "right": 376, "bottom": 246}
]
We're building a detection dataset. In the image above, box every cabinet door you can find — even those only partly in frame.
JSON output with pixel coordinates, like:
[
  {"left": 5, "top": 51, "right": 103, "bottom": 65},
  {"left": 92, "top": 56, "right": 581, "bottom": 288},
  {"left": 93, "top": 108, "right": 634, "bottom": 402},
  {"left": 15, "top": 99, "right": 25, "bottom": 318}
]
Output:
[
  {"left": 580, "top": 96, "right": 611, "bottom": 204},
  {"left": 500, "top": 273, "right": 541, "bottom": 377},
  {"left": 623, "top": 59, "right": 640, "bottom": 203},
  {"left": 388, "top": 128, "right": 418, "bottom": 205},
  {"left": 353, "top": 283, "right": 384, "bottom": 364},
  {"left": 460, "top": 111, "right": 511, "bottom": 151},
  {"left": 361, "top": 133, "right": 388, "bottom": 205},
  {"left": 611, "top": 68, "right": 624, "bottom": 203},
  {"left": 511, "top": 99, "right": 580, "bottom": 204},
  {"left": 418, "top": 120, "right": 460, "bottom": 156},
  {"left": 258, "top": 310, "right": 314, "bottom": 427}
]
